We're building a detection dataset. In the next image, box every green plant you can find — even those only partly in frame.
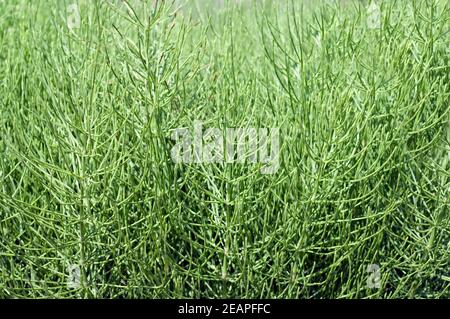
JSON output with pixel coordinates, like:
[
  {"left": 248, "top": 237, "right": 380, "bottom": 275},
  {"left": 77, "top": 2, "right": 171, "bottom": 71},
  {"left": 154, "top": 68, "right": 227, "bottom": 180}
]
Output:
[{"left": 0, "top": 0, "right": 448, "bottom": 298}]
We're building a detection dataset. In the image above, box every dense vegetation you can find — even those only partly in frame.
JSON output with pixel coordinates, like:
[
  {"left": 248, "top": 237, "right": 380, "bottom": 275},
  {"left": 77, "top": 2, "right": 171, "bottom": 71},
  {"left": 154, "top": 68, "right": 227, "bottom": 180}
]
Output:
[{"left": 0, "top": 0, "right": 449, "bottom": 298}]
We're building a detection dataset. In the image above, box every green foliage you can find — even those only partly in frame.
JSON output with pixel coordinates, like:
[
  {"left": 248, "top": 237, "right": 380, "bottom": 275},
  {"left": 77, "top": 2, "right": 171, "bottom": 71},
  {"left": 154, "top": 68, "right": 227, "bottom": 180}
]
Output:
[{"left": 0, "top": 0, "right": 449, "bottom": 298}]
